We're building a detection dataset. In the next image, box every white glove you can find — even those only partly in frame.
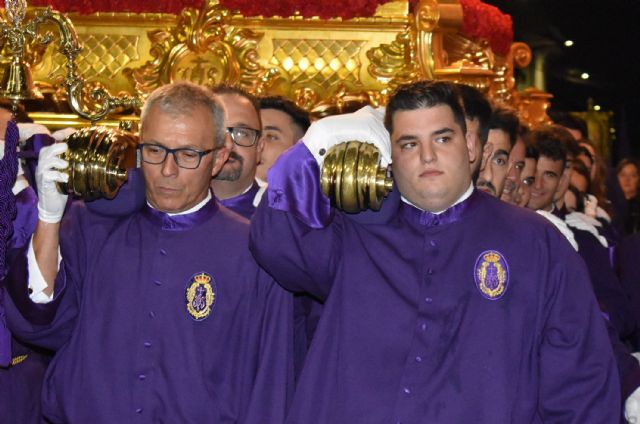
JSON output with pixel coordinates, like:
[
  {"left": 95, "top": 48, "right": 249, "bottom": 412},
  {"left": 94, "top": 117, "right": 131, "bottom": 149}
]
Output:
[
  {"left": 17, "top": 123, "right": 51, "bottom": 142},
  {"left": 303, "top": 106, "right": 391, "bottom": 168},
  {"left": 36, "top": 143, "right": 69, "bottom": 224},
  {"left": 536, "top": 210, "right": 579, "bottom": 251},
  {"left": 626, "top": 385, "right": 640, "bottom": 423},
  {"left": 51, "top": 127, "right": 77, "bottom": 141}
]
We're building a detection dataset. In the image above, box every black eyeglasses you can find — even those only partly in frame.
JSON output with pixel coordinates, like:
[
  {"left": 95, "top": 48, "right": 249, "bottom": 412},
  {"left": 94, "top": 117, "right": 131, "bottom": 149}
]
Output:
[
  {"left": 138, "top": 143, "right": 214, "bottom": 169},
  {"left": 226, "top": 126, "right": 261, "bottom": 147}
]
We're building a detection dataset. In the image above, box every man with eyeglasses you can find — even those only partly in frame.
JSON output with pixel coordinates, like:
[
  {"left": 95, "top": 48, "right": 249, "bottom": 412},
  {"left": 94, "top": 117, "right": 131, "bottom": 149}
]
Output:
[
  {"left": 210, "top": 85, "right": 266, "bottom": 219},
  {"left": 3, "top": 82, "right": 293, "bottom": 423}
]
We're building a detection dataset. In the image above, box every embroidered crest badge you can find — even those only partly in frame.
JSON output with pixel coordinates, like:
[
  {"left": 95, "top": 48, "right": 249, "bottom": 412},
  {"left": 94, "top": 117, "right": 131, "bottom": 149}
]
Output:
[
  {"left": 185, "top": 272, "right": 216, "bottom": 321},
  {"left": 474, "top": 250, "right": 509, "bottom": 300}
]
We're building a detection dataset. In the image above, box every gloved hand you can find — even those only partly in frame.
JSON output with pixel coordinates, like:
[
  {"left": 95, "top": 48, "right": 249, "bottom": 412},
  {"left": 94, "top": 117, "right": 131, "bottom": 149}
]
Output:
[
  {"left": 36, "top": 143, "right": 69, "bottom": 223},
  {"left": 626, "top": 385, "right": 640, "bottom": 423},
  {"left": 303, "top": 106, "right": 391, "bottom": 168}
]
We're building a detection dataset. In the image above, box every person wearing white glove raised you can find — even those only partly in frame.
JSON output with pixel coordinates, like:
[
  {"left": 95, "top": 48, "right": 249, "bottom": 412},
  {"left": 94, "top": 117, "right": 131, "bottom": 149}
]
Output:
[
  {"left": 250, "top": 80, "right": 618, "bottom": 423},
  {"left": 3, "top": 81, "right": 294, "bottom": 423}
]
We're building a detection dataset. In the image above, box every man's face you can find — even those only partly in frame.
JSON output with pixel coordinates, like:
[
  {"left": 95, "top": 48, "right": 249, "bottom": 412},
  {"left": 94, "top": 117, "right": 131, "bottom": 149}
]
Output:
[
  {"left": 214, "top": 93, "right": 263, "bottom": 188},
  {"left": 256, "top": 108, "right": 304, "bottom": 181},
  {"left": 618, "top": 163, "right": 639, "bottom": 199},
  {"left": 500, "top": 138, "right": 525, "bottom": 204},
  {"left": 517, "top": 157, "right": 536, "bottom": 208},
  {"left": 391, "top": 105, "right": 476, "bottom": 212},
  {"left": 527, "top": 155, "right": 564, "bottom": 211},
  {"left": 476, "top": 129, "right": 512, "bottom": 197},
  {"left": 141, "top": 105, "right": 228, "bottom": 213}
]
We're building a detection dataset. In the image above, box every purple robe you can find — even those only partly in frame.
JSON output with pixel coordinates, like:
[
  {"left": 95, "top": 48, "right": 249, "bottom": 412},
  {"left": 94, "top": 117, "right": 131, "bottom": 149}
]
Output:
[
  {"left": 4, "top": 198, "right": 293, "bottom": 423},
  {"left": 250, "top": 143, "right": 620, "bottom": 423},
  {"left": 218, "top": 182, "right": 261, "bottom": 219},
  {"left": 1, "top": 186, "right": 50, "bottom": 424}
]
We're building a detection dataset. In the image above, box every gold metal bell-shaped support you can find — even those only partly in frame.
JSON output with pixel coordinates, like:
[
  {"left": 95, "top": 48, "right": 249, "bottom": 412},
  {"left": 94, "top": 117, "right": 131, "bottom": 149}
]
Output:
[
  {"left": 0, "top": 56, "right": 34, "bottom": 101},
  {"left": 321, "top": 141, "right": 393, "bottom": 213},
  {"left": 57, "top": 126, "right": 138, "bottom": 200}
]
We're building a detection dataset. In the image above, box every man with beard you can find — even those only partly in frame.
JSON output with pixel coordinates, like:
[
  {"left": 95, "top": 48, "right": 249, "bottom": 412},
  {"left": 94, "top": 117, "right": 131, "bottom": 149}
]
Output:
[
  {"left": 210, "top": 85, "right": 266, "bottom": 219},
  {"left": 476, "top": 105, "right": 518, "bottom": 197}
]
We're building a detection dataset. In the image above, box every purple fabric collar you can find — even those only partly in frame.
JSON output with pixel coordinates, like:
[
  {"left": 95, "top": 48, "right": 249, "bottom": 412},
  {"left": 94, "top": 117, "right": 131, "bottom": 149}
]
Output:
[
  {"left": 218, "top": 181, "right": 259, "bottom": 219},
  {"left": 400, "top": 188, "right": 480, "bottom": 228},
  {"left": 141, "top": 197, "right": 218, "bottom": 231}
]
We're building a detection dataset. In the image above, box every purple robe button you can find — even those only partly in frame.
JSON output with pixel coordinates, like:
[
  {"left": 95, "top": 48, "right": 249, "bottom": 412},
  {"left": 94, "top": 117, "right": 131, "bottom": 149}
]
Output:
[
  {"left": 420, "top": 323, "right": 427, "bottom": 331},
  {"left": 136, "top": 408, "right": 143, "bottom": 413},
  {"left": 144, "top": 342, "right": 151, "bottom": 348},
  {"left": 159, "top": 249, "right": 167, "bottom": 256},
  {"left": 149, "top": 311, "right": 155, "bottom": 318},
  {"left": 424, "top": 297, "right": 433, "bottom": 304},
  {"left": 138, "top": 374, "right": 146, "bottom": 380},
  {"left": 429, "top": 240, "right": 436, "bottom": 247},
  {"left": 154, "top": 280, "right": 162, "bottom": 286},
  {"left": 415, "top": 356, "right": 423, "bottom": 362},
  {"left": 403, "top": 387, "right": 411, "bottom": 395}
]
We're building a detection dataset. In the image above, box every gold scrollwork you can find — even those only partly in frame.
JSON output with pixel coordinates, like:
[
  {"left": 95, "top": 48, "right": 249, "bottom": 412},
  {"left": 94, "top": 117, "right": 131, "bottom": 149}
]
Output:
[
  {"left": 126, "top": 0, "right": 279, "bottom": 96},
  {"left": 367, "top": 29, "right": 421, "bottom": 90}
]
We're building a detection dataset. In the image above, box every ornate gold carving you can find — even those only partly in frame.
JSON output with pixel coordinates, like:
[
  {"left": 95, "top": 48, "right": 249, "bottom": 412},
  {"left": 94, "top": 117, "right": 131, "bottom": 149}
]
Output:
[
  {"left": 415, "top": 0, "right": 440, "bottom": 32},
  {"left": 490, "top": 41, "right": 531, "bottom": 105},
  {"left": 367, "top": 29, "right": 421, "bottom": 90},
  {"left": 49, "top": 34, "right": 140, "bottom": 81},
  {"left": 126, "top": 0, "right": 279, "bottom": 96}
]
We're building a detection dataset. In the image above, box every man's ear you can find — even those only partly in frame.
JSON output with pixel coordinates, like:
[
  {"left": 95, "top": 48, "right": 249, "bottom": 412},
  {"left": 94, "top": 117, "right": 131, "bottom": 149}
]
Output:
[
  {"left": 465, "top": 130, "right": 479, "bottom": 164},
  {"left": 255, "top": 134, "right": 266, "bottom": 165},
  {"left": 479, "top": 143, "right": 493, "bottom": 173},
  {"left": 211, "top": 145, "right": 230, "bottom": 177}
]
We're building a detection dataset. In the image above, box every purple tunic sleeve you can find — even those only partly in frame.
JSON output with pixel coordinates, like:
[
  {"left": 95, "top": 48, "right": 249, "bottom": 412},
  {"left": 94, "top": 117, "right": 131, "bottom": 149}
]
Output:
[
  {"left": 3, "top": 202, "right": 109, "bottom": 351},
  {"left": 250, "top": 142, "right": 341, "bottom": 301},
  {"left": 538, "top": 229, "right": 620, "bottom": 421}
]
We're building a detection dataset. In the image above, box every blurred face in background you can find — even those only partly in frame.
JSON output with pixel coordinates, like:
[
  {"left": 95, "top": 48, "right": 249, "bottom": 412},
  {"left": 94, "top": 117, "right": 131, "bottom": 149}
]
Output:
[
  {"left": 618, "top": 163, "right": 639, "bottom": 200},
  {"left": 517, "top": 157, "right": 536, "bottom": 208}
]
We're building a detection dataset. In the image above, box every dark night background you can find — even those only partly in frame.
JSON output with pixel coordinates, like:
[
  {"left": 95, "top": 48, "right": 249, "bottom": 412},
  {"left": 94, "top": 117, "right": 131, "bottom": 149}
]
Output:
[{"left": 486, "top": 0, "right": 640, "bottom": 164}]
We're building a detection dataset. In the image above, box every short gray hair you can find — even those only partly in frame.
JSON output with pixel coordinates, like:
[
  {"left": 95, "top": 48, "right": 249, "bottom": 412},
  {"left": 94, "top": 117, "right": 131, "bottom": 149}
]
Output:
[{"left": 141, "top": 81, "right": 226, "bottom": 148}]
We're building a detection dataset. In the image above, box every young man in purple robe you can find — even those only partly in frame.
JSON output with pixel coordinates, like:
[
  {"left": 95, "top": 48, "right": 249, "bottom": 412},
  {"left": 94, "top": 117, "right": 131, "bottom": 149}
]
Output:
[
  {"left": 250, "top": 80, "right": 619, "bottom": 423},
  {"left": 3, "top": 82, "right": 293, "bottom": 423}
]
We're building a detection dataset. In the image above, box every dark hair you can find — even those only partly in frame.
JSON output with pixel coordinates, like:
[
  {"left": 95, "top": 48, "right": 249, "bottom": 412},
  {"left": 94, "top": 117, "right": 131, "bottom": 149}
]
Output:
[
  {"left": 456, "top": 83, "right": 491, "bottom": 145},
  {"left": 524, "top": 139, "right": 539, "bottom": 160},
  {"left": 550, "top": 111, "right": 588, "bottom": 139},
  {"left": 526, "top": 125, "right": 572, "bottom": 167},
  {"left": 210, "top": 83, "right": 260, "bottom": 117},
  {"left": 384, "top": 81, "right": 467, "bottom": 135},
  {"left": 571, "top": 159, "right": 592, "bottom": 192},
  {"left": 0, "top": 99, "right": 32, "bottom": 123},
  {"left": 617, "top": 158, "right": 640, "bottom": 176},
  {"left": 489, "top": 104, "right": 519, "bottom": 147},
  {"left": 259, "top": 95, "right": 311, "bottom": 133},
  {"left": 567, "top": 185, "right": 586, "bottom": 212}
]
